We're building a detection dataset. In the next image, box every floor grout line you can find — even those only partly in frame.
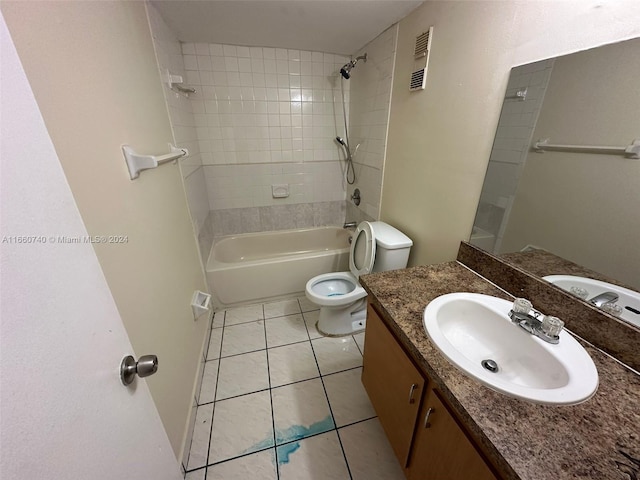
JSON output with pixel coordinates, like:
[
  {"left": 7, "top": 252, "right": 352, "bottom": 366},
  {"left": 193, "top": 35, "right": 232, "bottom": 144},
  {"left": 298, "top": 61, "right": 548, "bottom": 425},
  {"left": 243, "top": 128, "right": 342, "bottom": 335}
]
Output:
[
  {"left": 307, "top": 326, "right": 354, "bottom": 479},
  {"left": 262, "top": 303, "right": 281, "bottom": 480},
  {"left": 202, "top": 309, "right": 225, "bottom": 474},
  {"left": 337, "top": 415, "right": 378, "bottom": 431},
  {"left": 217, "top": 345, "right": 265, "bottom": 361},
  {"left": 204, "top": 444, "right": 276, "bottom": 470}
]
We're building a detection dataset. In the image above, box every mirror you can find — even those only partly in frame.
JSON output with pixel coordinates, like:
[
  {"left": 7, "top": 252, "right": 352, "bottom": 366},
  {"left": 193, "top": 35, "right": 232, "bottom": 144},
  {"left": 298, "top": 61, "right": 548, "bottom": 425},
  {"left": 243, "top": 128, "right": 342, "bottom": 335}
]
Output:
[{"left": 470, "top": 37, "right": 640, "bottom": 317}]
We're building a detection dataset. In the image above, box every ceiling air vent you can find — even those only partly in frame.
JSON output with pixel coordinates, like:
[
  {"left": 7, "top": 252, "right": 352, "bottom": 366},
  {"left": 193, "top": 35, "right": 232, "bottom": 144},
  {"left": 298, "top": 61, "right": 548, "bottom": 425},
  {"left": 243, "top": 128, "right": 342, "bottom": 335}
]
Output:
[{"left": 410, "top": 26, "right": 434, "bottom": 91}]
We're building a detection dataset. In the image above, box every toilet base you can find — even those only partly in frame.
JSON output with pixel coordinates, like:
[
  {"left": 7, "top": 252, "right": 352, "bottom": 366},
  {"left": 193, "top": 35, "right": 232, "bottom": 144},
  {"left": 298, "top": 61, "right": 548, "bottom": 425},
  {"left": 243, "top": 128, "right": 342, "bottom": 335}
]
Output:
[{"left": 316, "top": 298, "right": 367, "bottom": 337}]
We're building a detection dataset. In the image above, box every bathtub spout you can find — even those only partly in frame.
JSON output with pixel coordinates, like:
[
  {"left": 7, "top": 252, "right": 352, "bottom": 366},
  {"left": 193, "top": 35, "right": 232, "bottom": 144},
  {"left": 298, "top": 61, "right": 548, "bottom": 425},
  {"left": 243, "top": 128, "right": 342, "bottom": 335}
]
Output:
[{"left": 343, "top": 222, "right": 357, "bottom": 229}]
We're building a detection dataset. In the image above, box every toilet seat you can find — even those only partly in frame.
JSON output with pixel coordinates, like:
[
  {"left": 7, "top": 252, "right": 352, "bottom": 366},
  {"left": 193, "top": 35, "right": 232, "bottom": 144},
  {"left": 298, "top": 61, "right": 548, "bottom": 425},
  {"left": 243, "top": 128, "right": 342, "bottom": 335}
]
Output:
[
  {"left": 305, "top": 222, "right": 375, "bottom": 307},
  {"left": 349, "top": 222, "right": 376, "bottom": 280}
]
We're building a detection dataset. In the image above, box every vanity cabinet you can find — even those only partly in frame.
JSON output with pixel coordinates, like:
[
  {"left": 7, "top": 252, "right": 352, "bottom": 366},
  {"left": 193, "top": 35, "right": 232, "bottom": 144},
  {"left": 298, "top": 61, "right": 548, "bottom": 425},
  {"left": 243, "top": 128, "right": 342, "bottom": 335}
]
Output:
[
  {"left": 408, "top": 387, "right": 497, "bottom": 480},
  {"left": 361, "top": 303, "right": 425, "bottom": 466},
  {"left": 362, "top": 302, "right": 498, "bottom": 480}
]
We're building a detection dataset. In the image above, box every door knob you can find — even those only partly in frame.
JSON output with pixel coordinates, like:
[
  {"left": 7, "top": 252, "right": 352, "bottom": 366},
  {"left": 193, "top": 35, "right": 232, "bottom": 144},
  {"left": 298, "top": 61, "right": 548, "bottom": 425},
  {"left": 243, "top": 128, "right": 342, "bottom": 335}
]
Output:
[{"left": 120, "top": 354, "right": 158, "bottom": 386}]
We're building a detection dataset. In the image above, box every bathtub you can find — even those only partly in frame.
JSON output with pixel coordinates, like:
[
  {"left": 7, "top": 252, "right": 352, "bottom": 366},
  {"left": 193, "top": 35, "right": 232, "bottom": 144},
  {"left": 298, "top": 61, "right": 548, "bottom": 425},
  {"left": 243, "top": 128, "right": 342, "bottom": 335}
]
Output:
[{"left": 207, "top": 226, "right": 351, "bottom": 307}]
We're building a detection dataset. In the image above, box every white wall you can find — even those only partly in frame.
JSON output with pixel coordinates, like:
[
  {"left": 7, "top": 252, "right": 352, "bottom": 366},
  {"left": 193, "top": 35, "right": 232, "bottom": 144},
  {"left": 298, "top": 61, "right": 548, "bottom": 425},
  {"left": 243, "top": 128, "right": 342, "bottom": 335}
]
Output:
[
  {"left": 382, "top": 0, "right": 640, "bottom": 266},
  {"left": 147, "top": 10, "right": 211, "bottom": 459},
  {"left": 1, "top": 1, "right": 209, "bottom": 460}
]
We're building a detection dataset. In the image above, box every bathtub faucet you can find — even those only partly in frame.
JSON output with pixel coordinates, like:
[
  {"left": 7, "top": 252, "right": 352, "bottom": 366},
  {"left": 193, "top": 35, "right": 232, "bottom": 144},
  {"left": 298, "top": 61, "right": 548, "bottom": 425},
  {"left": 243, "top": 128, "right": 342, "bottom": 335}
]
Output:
[{"left": 343, "top": 222, "right": 357, "bottom": 229}]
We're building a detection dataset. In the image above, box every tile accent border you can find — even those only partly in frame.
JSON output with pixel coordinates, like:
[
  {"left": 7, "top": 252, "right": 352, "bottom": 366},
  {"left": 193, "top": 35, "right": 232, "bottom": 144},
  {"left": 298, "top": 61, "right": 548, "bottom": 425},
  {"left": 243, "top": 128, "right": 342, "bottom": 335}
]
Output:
[{"left": 197, "top": 200, "right": 346, "bottom": 262}]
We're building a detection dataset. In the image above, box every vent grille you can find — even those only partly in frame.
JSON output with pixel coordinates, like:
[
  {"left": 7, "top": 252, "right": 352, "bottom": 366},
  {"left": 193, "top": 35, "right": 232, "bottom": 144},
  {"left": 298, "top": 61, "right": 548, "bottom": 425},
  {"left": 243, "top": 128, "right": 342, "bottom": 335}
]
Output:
[
  {"left": 410, "top": 26, "right": 433, "bottom": 92},
  {"left": 410, "top": 69, "right": 426, "bottom": 91},
  {"left": 414, "top": 30, "right": 431, "bottom": 58}
]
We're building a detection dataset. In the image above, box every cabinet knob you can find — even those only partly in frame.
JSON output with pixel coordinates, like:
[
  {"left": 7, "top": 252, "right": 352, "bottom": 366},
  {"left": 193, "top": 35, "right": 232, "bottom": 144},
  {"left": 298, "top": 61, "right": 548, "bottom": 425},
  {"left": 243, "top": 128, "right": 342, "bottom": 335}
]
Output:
[
  {"left": 408, "top": 383, "right": 419, "bottom": 404},
  {"left": 424, "top": 407, "right": 434, "bottom": 428}
]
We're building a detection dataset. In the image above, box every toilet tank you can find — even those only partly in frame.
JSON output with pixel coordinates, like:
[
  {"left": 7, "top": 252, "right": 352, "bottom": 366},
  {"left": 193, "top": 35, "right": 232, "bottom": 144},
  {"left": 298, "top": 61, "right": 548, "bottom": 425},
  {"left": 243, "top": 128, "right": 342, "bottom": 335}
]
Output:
[{"left": 369, "top": 221, "right": 413, "bottom": 272}]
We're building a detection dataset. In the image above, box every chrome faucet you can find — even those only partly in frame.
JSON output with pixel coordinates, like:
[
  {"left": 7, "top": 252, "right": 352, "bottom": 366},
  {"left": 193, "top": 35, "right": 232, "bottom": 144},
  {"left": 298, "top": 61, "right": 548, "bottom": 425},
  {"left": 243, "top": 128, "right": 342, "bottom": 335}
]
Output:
[
  {"left": 588, "top": 292, "right": 619, "bottom": 307},
  {"left": 343, "top": 222, "right": 357, "bottom": 229},
  {"left": 508, "top": 298, "right": 564, "bottom": 344}
]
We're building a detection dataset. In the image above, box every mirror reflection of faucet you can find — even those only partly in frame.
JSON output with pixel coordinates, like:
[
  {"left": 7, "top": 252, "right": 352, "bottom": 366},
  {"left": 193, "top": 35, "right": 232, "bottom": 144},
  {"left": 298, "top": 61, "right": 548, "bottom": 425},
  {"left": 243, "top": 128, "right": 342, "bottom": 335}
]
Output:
[
  {"left": 588, "top": 292, "right": 623, "bottom": 316},
  {"left": 588, "top": 291, "right": 619, "bottom": 307},
  {"left": 570, "top": 287, "right": 622, "bottom": 316}
]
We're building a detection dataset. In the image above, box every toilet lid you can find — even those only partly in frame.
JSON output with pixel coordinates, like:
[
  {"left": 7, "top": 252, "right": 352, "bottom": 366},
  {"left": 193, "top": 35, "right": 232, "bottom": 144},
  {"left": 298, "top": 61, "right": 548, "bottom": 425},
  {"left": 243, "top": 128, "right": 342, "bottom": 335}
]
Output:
[{"left": 349, "top": 221, "right": 376, "bottom": 280}]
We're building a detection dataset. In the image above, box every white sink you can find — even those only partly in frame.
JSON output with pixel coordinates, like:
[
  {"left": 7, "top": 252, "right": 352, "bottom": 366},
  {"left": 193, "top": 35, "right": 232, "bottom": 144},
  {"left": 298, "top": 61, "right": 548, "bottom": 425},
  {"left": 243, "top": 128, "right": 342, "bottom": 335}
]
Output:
[
  {"left": 543, "top": 275, "right": 640, "bottom": 328},
  {"left": 423, "top": 293, "right": 598, "bottom": 405}
]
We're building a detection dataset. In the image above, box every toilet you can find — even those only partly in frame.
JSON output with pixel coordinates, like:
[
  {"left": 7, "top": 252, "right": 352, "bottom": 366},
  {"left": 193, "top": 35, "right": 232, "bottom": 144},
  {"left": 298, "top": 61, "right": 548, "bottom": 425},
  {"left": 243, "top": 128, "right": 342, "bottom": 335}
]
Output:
[{"left": 305, "top": 221, "right": 413, "bottom": 336}]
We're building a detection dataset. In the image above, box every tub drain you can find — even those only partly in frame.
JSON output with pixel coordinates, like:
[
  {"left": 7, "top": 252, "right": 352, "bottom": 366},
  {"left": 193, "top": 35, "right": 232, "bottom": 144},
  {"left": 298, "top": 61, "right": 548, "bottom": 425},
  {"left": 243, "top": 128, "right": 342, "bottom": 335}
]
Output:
[{"left": 481, "top": 359, "right": 499, "bottom": 373}]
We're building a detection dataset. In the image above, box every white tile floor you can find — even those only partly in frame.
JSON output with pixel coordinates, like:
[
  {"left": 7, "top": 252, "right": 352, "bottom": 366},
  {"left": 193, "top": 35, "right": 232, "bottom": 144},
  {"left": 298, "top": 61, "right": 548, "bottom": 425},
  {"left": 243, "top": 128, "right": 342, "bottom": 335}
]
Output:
[{"left": 185, "top": 297, "right": 405, "bottom": 480}]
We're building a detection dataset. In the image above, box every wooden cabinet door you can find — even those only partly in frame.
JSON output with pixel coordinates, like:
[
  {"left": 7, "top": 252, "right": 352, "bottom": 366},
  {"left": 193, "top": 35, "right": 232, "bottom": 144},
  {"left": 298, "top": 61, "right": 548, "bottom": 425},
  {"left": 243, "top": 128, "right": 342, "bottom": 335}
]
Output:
[
  {"left": 408, "top": 387, "right": 497, "bottom": 480},
  {"left": 362, "top": 303, "right": 425, "bottom": 467}
]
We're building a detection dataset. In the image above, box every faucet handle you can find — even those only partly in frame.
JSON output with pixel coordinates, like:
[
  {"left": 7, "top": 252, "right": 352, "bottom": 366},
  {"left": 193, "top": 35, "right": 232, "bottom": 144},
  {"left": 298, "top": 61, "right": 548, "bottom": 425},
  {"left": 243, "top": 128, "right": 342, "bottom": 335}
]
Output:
[
  {"left": 541, "top": 316, "right": 564, "bottom": 338},
  {"left": 512, "top": 298, "right": 533, "bottom": 314}
]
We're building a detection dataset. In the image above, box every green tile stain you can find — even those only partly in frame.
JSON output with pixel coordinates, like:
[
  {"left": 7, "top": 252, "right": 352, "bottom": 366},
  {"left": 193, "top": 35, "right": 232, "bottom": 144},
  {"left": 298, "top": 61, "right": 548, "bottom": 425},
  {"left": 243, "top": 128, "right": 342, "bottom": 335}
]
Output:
[
  {"left": 275, "top": 415, "right": 335, "bottom": 445},
  {"left": 276, "top": 442, "right": 301, "bottom": 465},
  {"left": 243, "top": 436, "right": 275, "bottom": 455}
]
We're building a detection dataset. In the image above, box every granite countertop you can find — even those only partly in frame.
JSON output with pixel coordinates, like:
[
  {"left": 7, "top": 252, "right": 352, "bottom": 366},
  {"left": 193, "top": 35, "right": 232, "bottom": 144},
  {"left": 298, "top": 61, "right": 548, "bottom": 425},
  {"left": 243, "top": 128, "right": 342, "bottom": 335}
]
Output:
[{"left": 361, "top": 262, "right": 640, "bottom": 480}]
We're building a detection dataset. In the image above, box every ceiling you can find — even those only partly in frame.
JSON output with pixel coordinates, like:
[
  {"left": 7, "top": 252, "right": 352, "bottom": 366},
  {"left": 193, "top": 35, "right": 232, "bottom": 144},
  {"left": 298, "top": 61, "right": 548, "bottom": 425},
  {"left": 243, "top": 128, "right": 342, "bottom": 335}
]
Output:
[{"left": 150, "top": 1, "right": 424, "bottom": 55}]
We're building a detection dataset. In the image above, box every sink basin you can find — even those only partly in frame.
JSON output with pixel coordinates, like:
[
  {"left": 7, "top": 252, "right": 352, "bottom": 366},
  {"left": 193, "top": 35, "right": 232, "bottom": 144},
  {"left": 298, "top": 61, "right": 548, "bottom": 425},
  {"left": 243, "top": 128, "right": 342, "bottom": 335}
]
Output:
[
  {"left": 423, "top": 293, "right": 598, "bottom": 405},
  {"left": 543, "top": 275, "right": 640, "bottom": 328}
]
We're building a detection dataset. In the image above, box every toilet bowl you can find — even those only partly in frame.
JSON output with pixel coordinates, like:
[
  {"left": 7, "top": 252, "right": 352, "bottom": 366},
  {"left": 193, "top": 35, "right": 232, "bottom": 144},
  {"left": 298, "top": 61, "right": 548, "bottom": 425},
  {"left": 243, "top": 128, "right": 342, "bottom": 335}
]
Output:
[{"left": 305, "top": 221, "right": 412, "bottom": 336}]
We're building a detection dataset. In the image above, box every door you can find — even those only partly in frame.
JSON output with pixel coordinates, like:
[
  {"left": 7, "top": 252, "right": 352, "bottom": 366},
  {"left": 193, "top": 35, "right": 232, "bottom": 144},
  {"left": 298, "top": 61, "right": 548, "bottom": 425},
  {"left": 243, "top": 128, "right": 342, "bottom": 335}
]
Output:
[{"left": 0, "top": 15, "right": 182, "bottom": 480}]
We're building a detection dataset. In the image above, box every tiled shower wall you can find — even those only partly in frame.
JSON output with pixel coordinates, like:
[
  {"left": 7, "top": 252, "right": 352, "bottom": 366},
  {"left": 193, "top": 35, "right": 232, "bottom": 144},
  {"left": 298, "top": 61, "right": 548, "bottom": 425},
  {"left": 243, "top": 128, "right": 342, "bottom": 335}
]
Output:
[
  {"left": 345, "top": 25, "right": 398, "bottom": 222},
  {"left": 473, "top": 59, "right": 554, "bottom": 252},
  {"left": 182, "top": 41, "right": 352, "bottom": 241},
  {"left": 149, "top": 6, "right": 397, "bottom": 262}
]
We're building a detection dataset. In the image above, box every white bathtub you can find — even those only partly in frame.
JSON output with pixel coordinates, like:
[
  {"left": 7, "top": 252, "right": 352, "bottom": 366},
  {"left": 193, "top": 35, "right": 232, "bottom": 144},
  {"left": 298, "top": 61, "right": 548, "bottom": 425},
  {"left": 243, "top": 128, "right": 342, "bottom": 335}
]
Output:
[{"left": 207, "top": 226, "right": 351, "bottom": 307}]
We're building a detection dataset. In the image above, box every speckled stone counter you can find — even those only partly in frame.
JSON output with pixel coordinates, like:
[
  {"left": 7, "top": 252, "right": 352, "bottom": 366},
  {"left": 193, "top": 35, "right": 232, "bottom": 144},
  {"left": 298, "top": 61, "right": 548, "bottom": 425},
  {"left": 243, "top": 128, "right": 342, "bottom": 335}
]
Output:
[{"left": 360, "top": 262, "right": 640, "bottom": 480}]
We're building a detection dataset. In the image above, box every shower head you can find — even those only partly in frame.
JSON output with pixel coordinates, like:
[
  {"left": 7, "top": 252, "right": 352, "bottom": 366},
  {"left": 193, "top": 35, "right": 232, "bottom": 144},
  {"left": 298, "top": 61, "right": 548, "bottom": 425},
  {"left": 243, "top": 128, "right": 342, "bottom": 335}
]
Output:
[
  {"left": 339, "top": 53, "right": 367, "bottom": 80},
  {"left": 340, "top": 62, "right": 354, "bottom": 79},
  {"left": 335, "top": 136, "right": 347, "bottom": 147}
]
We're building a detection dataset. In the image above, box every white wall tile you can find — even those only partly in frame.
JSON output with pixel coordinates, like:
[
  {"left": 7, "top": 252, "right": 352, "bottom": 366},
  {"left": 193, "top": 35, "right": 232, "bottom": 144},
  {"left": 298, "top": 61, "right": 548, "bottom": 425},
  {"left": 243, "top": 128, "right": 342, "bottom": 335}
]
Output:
[
  {"left": 181, "top": 42, "right": 195, "bottom": 55},
  {"left": 182, "top": 41, "right": 351, "bottom": 211},
  {"left": 209, "top": 43, "right": 224, "bottom": 56}
]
